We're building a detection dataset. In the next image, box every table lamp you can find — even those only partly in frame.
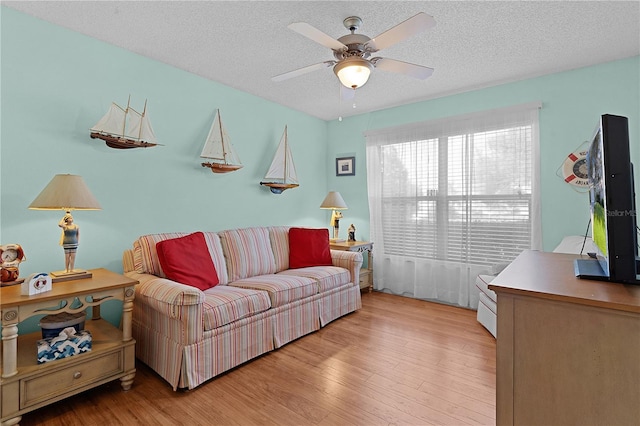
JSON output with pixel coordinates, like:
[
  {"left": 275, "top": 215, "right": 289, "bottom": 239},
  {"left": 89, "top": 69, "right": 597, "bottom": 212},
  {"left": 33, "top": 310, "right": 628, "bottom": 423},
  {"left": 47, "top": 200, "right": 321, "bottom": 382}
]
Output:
[
  {"left": 28, "top": 174, "right": 102, "bottom": 281},
  {"left": 320, "top": 191, "right": 348, "bottom": 242}
]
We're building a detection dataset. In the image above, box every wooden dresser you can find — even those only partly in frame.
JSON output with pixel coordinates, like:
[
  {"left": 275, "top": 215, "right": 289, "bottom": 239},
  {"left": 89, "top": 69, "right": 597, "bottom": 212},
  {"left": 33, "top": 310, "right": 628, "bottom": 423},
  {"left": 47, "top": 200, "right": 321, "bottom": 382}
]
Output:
[{"left": 490, "top": 250, "right": 640, "bottom": 426}]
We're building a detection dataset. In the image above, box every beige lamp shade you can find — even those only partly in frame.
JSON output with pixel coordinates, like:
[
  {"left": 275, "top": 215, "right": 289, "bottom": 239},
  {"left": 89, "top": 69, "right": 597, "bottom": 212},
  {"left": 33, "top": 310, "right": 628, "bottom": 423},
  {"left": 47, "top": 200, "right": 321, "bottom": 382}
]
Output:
[
  {"left": 320, "top": 191, "right": 348, "bottom": 210},
  {"left": 28, "top": 174, "right": 102, "bottom": 211}
]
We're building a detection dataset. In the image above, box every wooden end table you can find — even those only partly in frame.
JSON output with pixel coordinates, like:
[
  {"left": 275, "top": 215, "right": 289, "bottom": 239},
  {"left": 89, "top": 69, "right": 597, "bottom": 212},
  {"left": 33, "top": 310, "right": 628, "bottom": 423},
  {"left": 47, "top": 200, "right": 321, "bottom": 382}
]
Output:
[
  {"left": 330, "top": 241, "right": 374, "bottom": 292},
  {"left": 1, "top": 268, "right": 138, "bottom": 425}
]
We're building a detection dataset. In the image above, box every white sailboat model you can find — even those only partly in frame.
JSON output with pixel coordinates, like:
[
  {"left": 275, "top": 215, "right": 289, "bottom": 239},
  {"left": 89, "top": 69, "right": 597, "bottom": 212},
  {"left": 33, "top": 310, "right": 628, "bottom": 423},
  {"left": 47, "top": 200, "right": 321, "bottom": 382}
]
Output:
[
  {"left": 260, "top": 125, "right": 299, "bottom": 194},
  {"left": 200, "top": 110, "right": 243, "bottom": 174},
  {"left": 90, "top": 97, "right": 160, "bottom": 149}
]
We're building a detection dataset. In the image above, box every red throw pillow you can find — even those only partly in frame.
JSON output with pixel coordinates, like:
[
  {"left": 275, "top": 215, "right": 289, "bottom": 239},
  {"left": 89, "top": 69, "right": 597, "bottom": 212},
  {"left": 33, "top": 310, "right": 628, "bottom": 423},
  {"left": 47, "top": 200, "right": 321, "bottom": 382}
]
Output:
[
  {"left": 156, "top": 232, "right": 219, "bottom": 290},
  {"left": 289, "top": 227, "right": 333, "bottom": 269}
]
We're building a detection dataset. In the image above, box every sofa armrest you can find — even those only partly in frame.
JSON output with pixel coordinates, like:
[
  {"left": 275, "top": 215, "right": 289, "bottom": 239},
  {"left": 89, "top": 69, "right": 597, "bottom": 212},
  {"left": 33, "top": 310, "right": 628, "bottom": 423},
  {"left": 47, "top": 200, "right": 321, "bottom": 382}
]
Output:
[
  {"left": 125, "top": 271, "right": 205, "bottom": 315},
  {"left": 125, "top": 271, "right": 205, "bottom": 345},
  {"left": 330, "top": 250, "right": 363, "bottom": 285}
]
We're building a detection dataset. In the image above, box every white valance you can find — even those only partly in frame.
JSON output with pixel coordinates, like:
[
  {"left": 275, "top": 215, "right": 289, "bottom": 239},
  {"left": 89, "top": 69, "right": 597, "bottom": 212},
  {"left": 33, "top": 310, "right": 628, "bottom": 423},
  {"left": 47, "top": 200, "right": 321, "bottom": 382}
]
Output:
[{"left": 364, "top": 101, "right": 542, "bottom": 143}]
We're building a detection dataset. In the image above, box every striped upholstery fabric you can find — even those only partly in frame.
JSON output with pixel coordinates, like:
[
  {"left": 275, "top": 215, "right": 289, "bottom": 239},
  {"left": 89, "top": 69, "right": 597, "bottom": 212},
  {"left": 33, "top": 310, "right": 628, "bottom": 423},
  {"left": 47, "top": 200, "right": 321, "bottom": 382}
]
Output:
[
  {"left": 132, "top": 312, "right": 185, "bottom": 389},
  {"left": 330, "top": 249, "right": 363, "bottom": 284},
  {"left": 122, "top": 249, "right": 135, "bottom": 273},
  {"left": 133, "top": 232, "right": 184, "bottom": 276},
  {"left": 202, "top": 285, "right": 271, "bottom": 330},
  {"left": 133, "top": 273, "right": 205, "bottom": 309},
  {"left": 271, "top": 296, "right": 320, "bottom": 348},
  {"left": 229, "top": 274, "right": 317, "bottom": 307},
  {"left": 219, "top": 227, "right": 276, "bottom": 282},
  {"left": 278, "top": 266, "right": 351, "bottom": 293},
  {"left": 268, "top": 226, "right": 290, "bottom": 272},
  {"left": 318, "top": 284, "right": 362, "bottom": 326},
  {"left": 182, "top": 311, "right": 274, "bottom": 389},
  {"left": 130, "top": 275, "right": 361, "bottom": 390},
  {"left": 123, "top": 225, "right": 364, "bottom": 391},
  {"left": 131, "top": 273, "right": 204, "bottom": 345},
  {"left": 133, "top": 232, "right": 229, "bottom": 284},
  {"left": 131, "top": 301, "right": 188, "bottom": 390}
]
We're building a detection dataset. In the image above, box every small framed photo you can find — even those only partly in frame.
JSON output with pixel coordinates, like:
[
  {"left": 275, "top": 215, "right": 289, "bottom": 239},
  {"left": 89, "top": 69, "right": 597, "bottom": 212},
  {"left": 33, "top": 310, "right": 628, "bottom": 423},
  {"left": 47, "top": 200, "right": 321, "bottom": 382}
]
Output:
[{"left": 336, "top": 156, "right": 355, "bottom": 176}]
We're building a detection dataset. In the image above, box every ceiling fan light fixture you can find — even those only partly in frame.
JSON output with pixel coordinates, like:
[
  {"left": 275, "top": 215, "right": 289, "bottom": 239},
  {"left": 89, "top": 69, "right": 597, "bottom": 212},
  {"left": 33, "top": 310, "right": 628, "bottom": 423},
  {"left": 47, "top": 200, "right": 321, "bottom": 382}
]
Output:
[{"left": 333, "top": 57, "right": 373, "bottom": 89}]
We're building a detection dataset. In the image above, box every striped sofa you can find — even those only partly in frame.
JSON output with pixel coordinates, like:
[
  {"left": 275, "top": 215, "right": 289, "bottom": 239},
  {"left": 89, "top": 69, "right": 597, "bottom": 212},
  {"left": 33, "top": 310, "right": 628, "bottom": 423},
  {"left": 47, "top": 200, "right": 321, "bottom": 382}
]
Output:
[{"left": 122, "top": 226, "right": 363, "bottom": 390}]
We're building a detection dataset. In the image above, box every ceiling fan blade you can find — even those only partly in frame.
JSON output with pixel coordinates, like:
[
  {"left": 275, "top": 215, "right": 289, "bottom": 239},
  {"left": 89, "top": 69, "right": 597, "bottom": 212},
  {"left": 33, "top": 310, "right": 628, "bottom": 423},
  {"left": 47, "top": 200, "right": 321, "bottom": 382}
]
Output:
[
  {"left": 365, "top": 12, "right": 436, "bottom": 52},
  {"left": 288, "top": 22, "right": 348, "bottom": 51},
  {"left": 373, "top": 58, "right": 434, "bottom": 80},
  {"left": 272, "top": 61, "right": 335, "bottom": 82}
]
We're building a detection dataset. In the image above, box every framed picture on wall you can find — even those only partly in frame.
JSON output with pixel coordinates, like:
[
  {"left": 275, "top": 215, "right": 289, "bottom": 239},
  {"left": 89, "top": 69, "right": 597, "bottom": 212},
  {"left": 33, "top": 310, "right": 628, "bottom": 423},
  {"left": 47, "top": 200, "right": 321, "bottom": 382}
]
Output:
[{"left": 336, "top": 156, "right": 355, "bottom": 176}]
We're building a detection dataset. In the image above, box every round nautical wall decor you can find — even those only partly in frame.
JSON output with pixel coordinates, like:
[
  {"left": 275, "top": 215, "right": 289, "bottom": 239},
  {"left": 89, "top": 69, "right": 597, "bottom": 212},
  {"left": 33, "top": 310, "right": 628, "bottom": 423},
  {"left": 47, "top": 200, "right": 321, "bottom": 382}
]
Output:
[
  {"left": 556, "top": 142, "right": 590, "bottom": 192},
  {"left": 561, "top": 149, "right": 588, "bottom": 187}
]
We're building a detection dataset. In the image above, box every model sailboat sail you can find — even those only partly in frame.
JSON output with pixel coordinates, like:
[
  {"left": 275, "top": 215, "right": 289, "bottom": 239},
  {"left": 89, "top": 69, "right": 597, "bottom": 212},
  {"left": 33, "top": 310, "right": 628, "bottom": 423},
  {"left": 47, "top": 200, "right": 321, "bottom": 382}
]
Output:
[
  {"left": 260, "top": 126, "right": 299, "bottom": 194},
  {"left": 90, "top": 98, "right": 160, "bottom": 149},
  {"left": 200, "top": 110, "right": 243, "bottom": 174}
]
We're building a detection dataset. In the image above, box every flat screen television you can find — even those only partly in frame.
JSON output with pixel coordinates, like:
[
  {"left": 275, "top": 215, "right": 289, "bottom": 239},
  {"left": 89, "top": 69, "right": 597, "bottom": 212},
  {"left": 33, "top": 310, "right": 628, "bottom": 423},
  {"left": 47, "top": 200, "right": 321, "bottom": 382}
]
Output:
[{"left": 574, "top": 114, "right": 639, "bottom": 284}]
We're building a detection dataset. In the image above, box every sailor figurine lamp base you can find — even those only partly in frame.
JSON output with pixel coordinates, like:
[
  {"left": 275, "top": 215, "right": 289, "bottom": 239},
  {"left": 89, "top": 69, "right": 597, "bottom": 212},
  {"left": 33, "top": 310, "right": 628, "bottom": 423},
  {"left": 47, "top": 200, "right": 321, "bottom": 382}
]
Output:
[
  {"left": 50, "top": 211, "right": 92, "bottom": 281},
  {"left": 28, "top": 174, "right": 101, "bottom": 282},
  {"left": 320, "top": 191, "right": 348, "bottom": 243}
]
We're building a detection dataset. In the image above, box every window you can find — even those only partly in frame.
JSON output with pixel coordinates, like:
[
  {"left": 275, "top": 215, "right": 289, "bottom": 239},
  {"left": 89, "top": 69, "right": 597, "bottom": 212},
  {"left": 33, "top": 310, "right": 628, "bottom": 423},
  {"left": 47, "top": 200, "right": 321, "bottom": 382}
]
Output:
[
  {"left": 365, "top": 103, "right": 541, "bottom": 307},
  {"left": 380, "top": 125, "right": 533, "bottom": 266}
]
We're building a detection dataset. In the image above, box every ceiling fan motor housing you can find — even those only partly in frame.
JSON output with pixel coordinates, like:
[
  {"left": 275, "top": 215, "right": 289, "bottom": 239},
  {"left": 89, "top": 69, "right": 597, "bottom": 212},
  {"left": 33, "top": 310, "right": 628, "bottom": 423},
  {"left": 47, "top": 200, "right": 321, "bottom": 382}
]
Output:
[{"left": 334, "top": 34, "right": 372, "bottom": 60}]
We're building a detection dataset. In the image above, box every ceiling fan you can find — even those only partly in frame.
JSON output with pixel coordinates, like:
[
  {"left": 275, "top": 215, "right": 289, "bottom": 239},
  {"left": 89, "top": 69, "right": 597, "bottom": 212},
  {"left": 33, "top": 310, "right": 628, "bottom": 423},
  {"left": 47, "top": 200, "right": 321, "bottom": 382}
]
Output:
[{"left": 272, "top": 12, "right": 436, "bottom": 91}]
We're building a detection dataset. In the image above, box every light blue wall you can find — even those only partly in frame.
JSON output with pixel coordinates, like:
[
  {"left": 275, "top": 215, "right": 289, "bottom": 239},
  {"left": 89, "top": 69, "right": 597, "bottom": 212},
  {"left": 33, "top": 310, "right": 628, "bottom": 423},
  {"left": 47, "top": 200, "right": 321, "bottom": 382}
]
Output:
[
  {"left": 327, "top": 56, "right": 640, "bottom": 251},
  {"left": 1, "top": 7, "right": 330, "bottom": 271},
  {"left": 2, "top": 7, "right": 639, "bottom": 331},
  {"left": 1, "top": 8, "right": 329, "bottom": 330}
]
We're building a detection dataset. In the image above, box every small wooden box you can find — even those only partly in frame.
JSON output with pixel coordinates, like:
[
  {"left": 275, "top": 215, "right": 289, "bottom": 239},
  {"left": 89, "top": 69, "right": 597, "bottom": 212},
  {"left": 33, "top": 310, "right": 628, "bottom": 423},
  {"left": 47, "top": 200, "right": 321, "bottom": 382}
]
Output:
[{"left": 359, "top": 268, "right": 372, "bottom": 292}]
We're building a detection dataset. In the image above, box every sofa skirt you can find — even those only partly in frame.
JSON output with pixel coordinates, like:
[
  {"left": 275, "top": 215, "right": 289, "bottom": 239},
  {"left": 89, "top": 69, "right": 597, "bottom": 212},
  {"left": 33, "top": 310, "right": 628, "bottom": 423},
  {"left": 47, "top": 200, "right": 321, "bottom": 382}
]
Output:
[
  {"left": 183, "top": 310, "right": 275, "bottom": 389},
  {"left": 271, "top": 296, "right": 320, "bottom": 348},
  {"left": 318, "top": 284, "right": 362, "bottom": 327},
  {"left": 132, "top": 306, "right": 188, "bottom": 390},
  {"left": 133, "top": 282, "right": 362, "bottom": 390}
]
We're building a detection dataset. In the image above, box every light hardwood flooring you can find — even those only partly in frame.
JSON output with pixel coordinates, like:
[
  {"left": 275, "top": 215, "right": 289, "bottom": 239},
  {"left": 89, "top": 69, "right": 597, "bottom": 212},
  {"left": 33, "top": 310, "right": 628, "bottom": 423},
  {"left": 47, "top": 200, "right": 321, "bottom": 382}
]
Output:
[{"left": 20, "top": 291, "right": 496, "bottom": 425}]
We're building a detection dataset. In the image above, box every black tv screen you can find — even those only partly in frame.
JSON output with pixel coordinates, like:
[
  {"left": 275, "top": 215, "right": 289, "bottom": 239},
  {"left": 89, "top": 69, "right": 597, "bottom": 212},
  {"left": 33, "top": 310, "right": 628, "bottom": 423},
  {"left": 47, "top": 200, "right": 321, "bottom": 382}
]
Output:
[{"left": 578, "top": 114, "right": 639, "bottom": 284}]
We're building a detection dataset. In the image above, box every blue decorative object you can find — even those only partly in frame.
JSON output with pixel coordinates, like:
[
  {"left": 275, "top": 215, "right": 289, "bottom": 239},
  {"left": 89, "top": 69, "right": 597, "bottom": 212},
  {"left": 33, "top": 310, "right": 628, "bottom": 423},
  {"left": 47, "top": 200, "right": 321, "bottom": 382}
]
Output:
[{"left": 36, "top": 328, "right": 92, "bottom": 364}]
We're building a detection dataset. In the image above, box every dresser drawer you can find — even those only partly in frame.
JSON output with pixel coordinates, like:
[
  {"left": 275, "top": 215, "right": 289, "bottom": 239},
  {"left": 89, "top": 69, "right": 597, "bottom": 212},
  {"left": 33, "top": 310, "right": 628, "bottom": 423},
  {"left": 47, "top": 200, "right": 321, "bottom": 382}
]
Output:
[{"left": 21, "top": 350, "right": 123, "bottom": 408}]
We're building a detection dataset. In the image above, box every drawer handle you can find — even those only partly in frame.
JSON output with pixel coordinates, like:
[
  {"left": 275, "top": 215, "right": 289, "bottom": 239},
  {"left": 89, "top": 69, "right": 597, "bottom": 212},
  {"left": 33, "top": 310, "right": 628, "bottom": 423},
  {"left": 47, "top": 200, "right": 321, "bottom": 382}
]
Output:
[{"left": 73, "top": 371, "right": 82, "bottom": 379}]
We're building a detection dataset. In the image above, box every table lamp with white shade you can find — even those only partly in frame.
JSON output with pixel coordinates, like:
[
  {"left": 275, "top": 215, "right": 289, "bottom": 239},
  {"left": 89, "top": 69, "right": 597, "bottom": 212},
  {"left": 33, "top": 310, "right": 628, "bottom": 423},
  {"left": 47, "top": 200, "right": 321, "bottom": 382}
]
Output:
[
  {"left": 28, "top": 174, "right": 102, "bottom": 281},
  {"left": 320, "top": 191, "right": 348, "bottom": 242}
]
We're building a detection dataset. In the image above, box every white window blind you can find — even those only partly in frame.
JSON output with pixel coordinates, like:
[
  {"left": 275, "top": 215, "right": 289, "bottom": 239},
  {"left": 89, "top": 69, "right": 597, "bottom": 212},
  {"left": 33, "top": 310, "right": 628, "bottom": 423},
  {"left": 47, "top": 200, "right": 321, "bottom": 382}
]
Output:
[{"left": 365, "top": 102, "right": 541, "bottom": 307}]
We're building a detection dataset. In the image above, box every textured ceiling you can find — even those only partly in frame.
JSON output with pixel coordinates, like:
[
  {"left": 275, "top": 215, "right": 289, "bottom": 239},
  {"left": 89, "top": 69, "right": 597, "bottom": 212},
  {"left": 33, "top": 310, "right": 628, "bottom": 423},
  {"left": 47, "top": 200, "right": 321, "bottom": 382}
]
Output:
[{"left": 4, "top": 1, "right": 640, "bottom": 121}]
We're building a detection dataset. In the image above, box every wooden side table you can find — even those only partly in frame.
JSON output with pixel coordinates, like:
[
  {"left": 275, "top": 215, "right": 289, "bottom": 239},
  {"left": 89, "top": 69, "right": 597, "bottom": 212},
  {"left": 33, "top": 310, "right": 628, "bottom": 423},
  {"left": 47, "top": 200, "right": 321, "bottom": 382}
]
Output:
[
  {"left": 1, "top": 268, "right": 137, "bottom": 425},
  {"left": 330, "top": 241, "right": 373, "bottom": 293}
]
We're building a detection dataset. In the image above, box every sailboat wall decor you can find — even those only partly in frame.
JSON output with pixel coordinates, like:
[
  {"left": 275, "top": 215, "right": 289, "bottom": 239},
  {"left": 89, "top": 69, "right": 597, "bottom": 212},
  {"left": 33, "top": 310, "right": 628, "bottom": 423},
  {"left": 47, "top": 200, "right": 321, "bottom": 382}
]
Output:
[
  {"left": 200, "top": 109, "right": 243, "bottom": 174},
  {"left": 90, "top": 97, "right": 160, "bottom": 149},
  {"left": 260, "top": 125, "right": 299, "bottom": 194}
]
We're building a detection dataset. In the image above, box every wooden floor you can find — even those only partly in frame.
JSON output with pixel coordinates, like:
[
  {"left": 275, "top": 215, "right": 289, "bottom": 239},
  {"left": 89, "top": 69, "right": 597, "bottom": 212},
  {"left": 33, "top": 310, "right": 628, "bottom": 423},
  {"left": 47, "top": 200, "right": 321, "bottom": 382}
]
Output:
[{"left": 20, "top": 291, "right": 496, "bottom": 425}]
